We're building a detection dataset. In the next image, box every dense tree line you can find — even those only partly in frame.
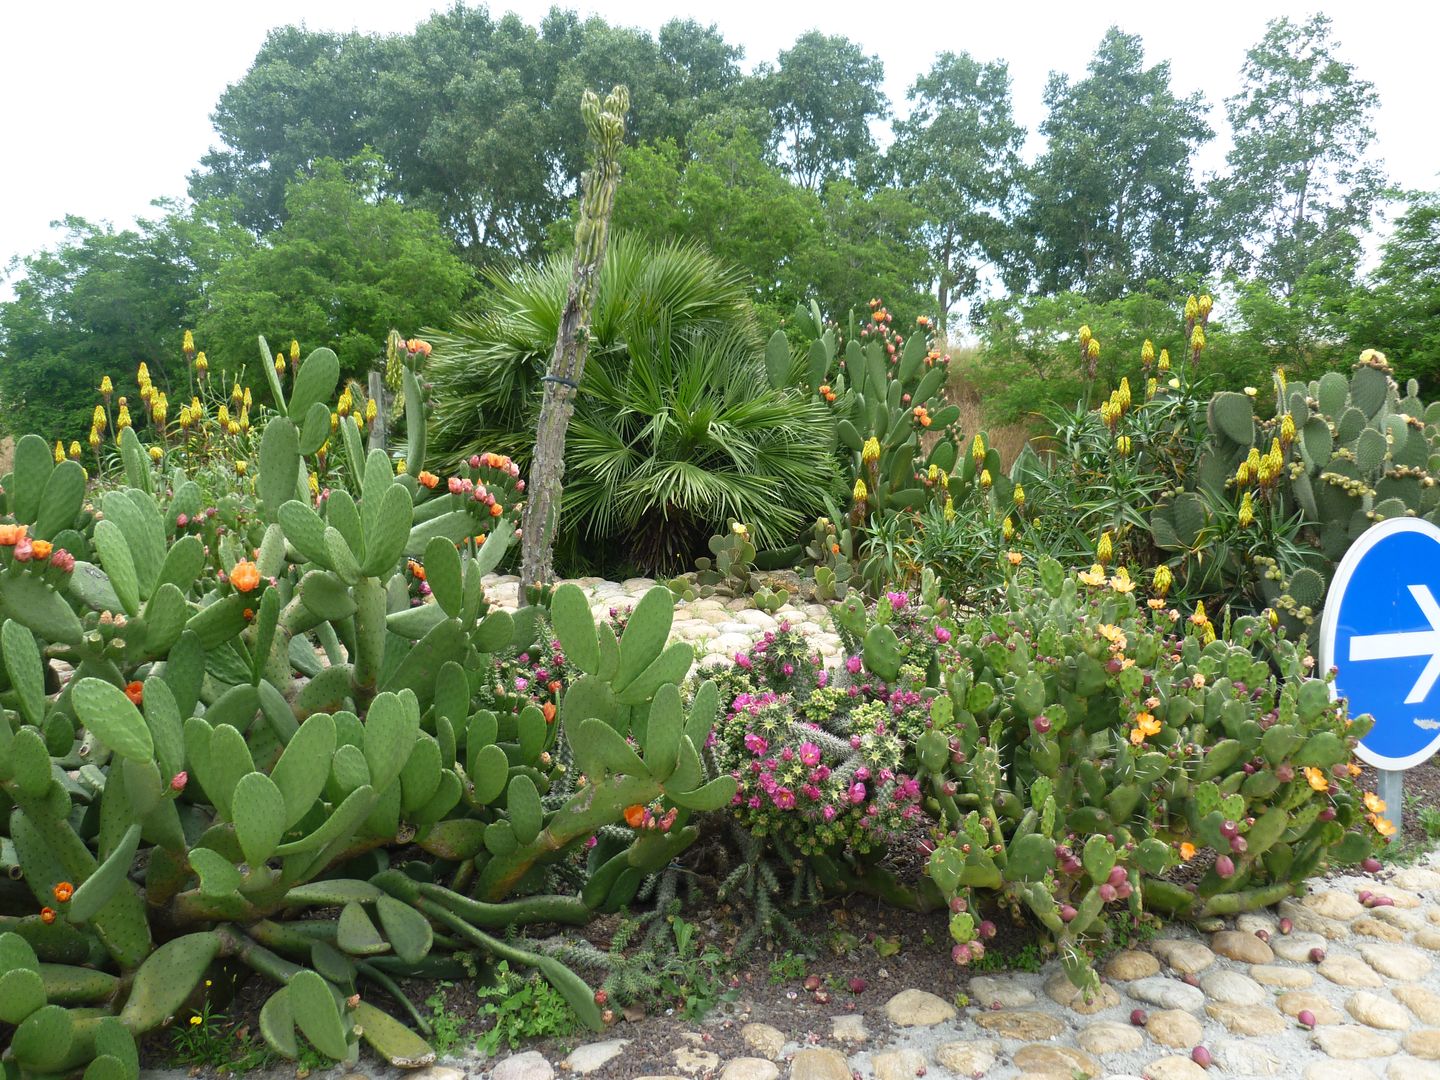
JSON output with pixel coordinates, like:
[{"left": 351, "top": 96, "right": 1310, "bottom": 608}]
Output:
[{"left": 2, "top": 6, "right": 1434, "bottom": 440}]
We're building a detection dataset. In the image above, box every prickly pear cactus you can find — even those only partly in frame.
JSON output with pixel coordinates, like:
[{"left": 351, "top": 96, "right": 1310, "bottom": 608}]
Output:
[{"left": 0, "top": 345, "right": 736, "bottom": 1076}]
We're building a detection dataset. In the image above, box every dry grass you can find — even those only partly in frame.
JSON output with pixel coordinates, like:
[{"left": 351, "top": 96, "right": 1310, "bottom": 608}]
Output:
[
  {"left": 941, "top": 346, "right": 1033, "bottom": 470},
  {"left": 0, "top": 437, "right": 13, "bottom": 475}
]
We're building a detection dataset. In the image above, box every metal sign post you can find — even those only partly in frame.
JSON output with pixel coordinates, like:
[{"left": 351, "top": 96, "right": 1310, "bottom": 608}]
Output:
[{"left": 1319, "top": 517, "right": 1440, "bottom": 837}]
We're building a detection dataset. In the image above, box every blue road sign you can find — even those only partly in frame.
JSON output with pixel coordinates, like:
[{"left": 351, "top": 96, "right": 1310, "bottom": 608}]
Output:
[{"left": 1320, "top": 517, "right": 1440, "bottom": 771}]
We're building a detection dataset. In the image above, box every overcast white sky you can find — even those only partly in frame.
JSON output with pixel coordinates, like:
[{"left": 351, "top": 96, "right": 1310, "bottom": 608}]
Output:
[{"left": 2, "top": 0, "right": 1437, "bottom": 285}]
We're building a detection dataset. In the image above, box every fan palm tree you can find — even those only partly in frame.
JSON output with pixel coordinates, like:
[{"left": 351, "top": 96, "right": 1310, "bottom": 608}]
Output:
[{"left": 426, "top": 237, "right": 837, "bottom": 573}]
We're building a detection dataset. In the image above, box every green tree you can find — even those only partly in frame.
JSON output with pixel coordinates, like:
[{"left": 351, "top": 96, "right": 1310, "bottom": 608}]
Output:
[
  {"left": 195, "top": 155, "right": 474, "bottom": 385},
  {"left": 756, "top": 31, "right": 889, "bottom": 191},
  {"left": 1349, "top": 191, "right": 1440, "bottom": 390},
  {"left": 1213, "top": 13, "right": 1384, "bottom": 296},
  {"left": 889, "top": 52, "right": 1026, "bottom": 335},
  {"left": 1021, "top": 28, "right": 1213, "bottom": 298},
  {"left": 0, "top": 208, "right": 206, "bottom": 440}
]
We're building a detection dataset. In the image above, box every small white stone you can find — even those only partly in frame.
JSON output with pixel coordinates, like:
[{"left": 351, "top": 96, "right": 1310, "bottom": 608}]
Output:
[
  {"left": 492, "top": 1052, "right": 555, "bottom": 1080},
  {"left": 1128, "top": 976, "right": 1205, "bottom": 1012},
  {"left": 563, "top": 1040, "right": 628, "bottom": 1075}
]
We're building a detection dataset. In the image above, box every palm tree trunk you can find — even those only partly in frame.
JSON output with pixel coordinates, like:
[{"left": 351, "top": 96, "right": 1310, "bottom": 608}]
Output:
[{"left": 519, "top": 87, "right": 630, "bottom": 596}]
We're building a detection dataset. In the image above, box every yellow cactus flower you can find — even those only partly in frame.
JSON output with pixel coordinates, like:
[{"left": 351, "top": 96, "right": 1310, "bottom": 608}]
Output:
[
  {"left": 1110, "top": 567, "right": 1136, "bottom": 593},
  {"left": 1097, "top": 531, "right": 1113, "bottom": 567},
  {"left": 1141, "top": 339, "right": 1155, "bottom": 366},
  {"left": 183, "top": 329, "right": 195, "bottom": 356},
  {"left": 68, "top": 441, "right": 82, "bottom": 459},
  {"left": 1364, "top": 791, "right": 1387, "bottom": 814},
  {"left": 1191, "top": 601, "right": 1208, "bottom": 626},
  {"left": 971, "top": 434, "right": 986, "bottom": 467},
  {"left": 1302, "top": 766, "right": 1329, "bottom": 793},
  {"left": 148, "top": 446, "right": 163, "bottom": 462},
  {"left": 1158, "top": 349, "right": 1171, "bottom": 372},
  {"left": 53, "top": 440, "right": 65, "bottom": 464},
  {"left": 1006, "top": 550, "right": 1023, "bottom": 566},
  {"left": 1238, "top": 491, "right": 1254, "bottom": 528},
  {"left": 1371, "top": 814, "right": 1397, "bottom": 838},
  {"left": 853, "top": 477, "right": 868, "bottom": 502},
  {"left": 1013, "top": 483, "right": 1025, "bottom": 508},
  {"left": 1078, "top": 564, "right": 1108, "bottom": 587},
  {"left": 1153, "top": 564, "right": 1173, "bottom": 598}
]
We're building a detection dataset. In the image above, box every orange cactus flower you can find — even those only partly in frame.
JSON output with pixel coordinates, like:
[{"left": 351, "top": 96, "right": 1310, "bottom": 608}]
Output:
[
  {"left": 490, "top": 503, "right": 504, "bottom": 517},
  {"left": 1363, "top": 792, "right": 1387, "bottom": 814},
  {"left": 623, "top": 804, "right": 647, "bottom": 828},
  {"left": 542, "top": 701, "right": 557, "bottom": 724},
  {"left": 0, "top": 523, "right": 29, "bottom": 546},
  {"left": 40, "top": 906, "right": 56, "bottom": 924},
  {"left": 230, "top": 560, "right": 262, "bottom": 593},
  {"left": 1302, "top": 766, "right": 1329, "bottom": 792},
  {"left": 1371, "top": 814, "right": 1398, "bottom": 838},
  {"left": 124, "top": 681, "right": 144, "bottom": 706},
  {"left": 1178, "top": 842, "right": 1196, "bottom": 862},
  {"left": 30, "top": 540, "right": 52, "bottom": 560},
  {"left": 548, "top": 680, "right": 562, "bottom": 694},
  {"left": 831, "top": 543, "right": 841, "bottom": 555},
  {"left": 53, "top": 882, "right": 74, "bottom": 903},
  {"left": 242, "top": 608, "right": 255, "bottom": 621},
  {"left": 417, "top": 471, "right": 439, "bottom": 489},
  {"left": 407, "top": 560, "right": 426, "bottom": 580}
]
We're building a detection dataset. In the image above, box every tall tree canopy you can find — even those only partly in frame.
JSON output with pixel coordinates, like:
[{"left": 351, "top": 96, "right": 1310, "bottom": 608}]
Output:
[
  {"left": 1212, "top": 13, "right": 1385, "bottom": 296},
  {"left": 1021, "top": 28, "right": 1213, "bottom": 298},
  {"left": 889, "top": 52, "right": 1026, "bottom": 334}
]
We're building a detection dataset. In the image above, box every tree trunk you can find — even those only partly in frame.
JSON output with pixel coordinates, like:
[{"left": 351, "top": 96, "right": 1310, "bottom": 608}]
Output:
[{"left": 519, "top": 87, "right": 630, "bottom": 596}]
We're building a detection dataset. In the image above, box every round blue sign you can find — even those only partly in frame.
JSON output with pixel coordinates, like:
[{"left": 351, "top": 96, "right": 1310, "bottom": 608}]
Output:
[{"left": 1320, "top": 517, "right": 1440, "bottom": 770}]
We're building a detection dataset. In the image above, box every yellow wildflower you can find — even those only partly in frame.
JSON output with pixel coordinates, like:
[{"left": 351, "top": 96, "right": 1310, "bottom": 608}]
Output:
[
  {"left": 943, "top": 496, "right": 955, "bottom": 522},
  {"left": 93, "top": 405, "right": 106, "bottom": 432},
  {"left": 148, "top": 446, "right": 163, "bottom": 462},
  {"left": 1185, "top": 295, "right": 1199, "bottom": 321},
  {"left": 1238, "top": 491, "right": 1254, "bottom": 528},
  {"left": 1002, "top": 517, "right": 1014, "bottom": 542},
  {"left": 853, "top": 477, "right": 868, "bottom": 501},
  {"left": 195, "top": 351, "right": 208, "bottom": 375},
  {"left": 53, "top": 441, "right": 65, "bottom": 464},
  {"left": 1158, "top": 349, "right": 1171, "bottom": 371},
  {"left": 1141, "top": 339, "right": 1154, "bottom": 366},
  {"left": 1153, "top": 564, "right": 1173, "bottom": 598},
  {"left": 1078, "top": 325, "right": 1092, "bottom": 348},
  {"left": 1097, "top": 531, "right": 1113, "bottom": 566},
  {"left": 116, "top": 404, "right": 132, "bottom": 430},
  {"left": 971, "top": 434, "right": 986, "bottom": 467},
  {"left": 290, "top": 339, "right": 300, "bottom": 362},
  {"left": 861, "top": 436, "right": 880, "bottom": 463},
  {"left": 1116, "top": 435, "right": 1132, "bottom": 457},
  {"left": 183, "top": 329, "right": 195, "bottom": 356},
  {"left": 1013, "top": 483, "right": 1024, "bottom": 508},
  {"left": 979, "top": 469, "right": 992, "bottom": 490},
  {"left": 68, "top": 441, "right": 81, "bottom": 459}
]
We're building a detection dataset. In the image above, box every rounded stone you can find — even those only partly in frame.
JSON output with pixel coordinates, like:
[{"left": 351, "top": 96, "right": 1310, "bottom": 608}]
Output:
[
  {"left": 1370, "top": 907, "right": 1425, "bottom": 931},
  {"left": 1151, "top": 939, "right": 1216, "bottom": 974},
  {"left": 1044, "top": 971, "right": 1121, "bottom": 1014},
  {"left": 788, "top": 1049, "right": 852, "bottom": 1080},
  {"left": 1362, "top": 944, "right": 1433, "bottom": 981},
  {"left": 1278, "top": 991, "right": 1346, "bottom": 1025},
  {"left": 1281, "top": 899, "right": 1355, "bottom": 941},
  {"left": 1406, "top": 1032, "right": 1440, "bottom": 1060},
  {"left": 884, "top": 987, "right": 957, "bottom": 1026},
  {"left": 1142, "top": 1056, "right": 1208, "bottom": 1080},
  {"left": 1204, "top": 1002, "right": 1286, "bottom": 1036},
  {"left": 1398, "top": 988, "right": 1440, "bottom": 1026},
  {"left": 1106, "top": 950, "right": 1161, "bottom": 981},
  {"left": 720, "top": 1060, "right": 778, "bottom": 1080},
  {"left": 1211, "top": 929, "right": 1274, "bottom": 964},
  {"left": 1252, "top": 963, "right": 1315, "bottom": 988},
  {"left": 1355, "top": 917, "right": 1409, "bottom": 944},
  {"left": 1013, "top": 1045, "right": 1099, "bottom": 1076},
  {"left": 1416, "top": 930, "right": 1440, "bottom": 953},
  {"left": 1214, "top": 1039, "right": 1287, "bottom": 1076},
  {"left": 1127, "top": 976, "right": 1205, "bottom": 1012},
  {"left": 741, "top": 1024, "right": 785, "bottom": 1060},
  {"left": 408, "top": 1070, "right": 463, "bottom": 1080},
  {"left": 1314, "top": 1027, "right": 1401, "bottom": 1059},
  {"left": 968, "top": 974, "right": 1036, "bottom": 1007},
  {"left": 1321, "top": 954, "right": 1386, "bottom": 988},
  {"left": 1306, "top": 891, "right": 1366, "bottom": 920},
  {"left": 1389, "top": 1058, "right": 1440, "bottom": 1080},
  {"left": 1275, "top": 931, "right": 1335, "bottom": 962},
  {"left": 831, "top": 1014, "right": 867, "bottom": 1043},
  {"left": 935, "top": 1041, "right": 999, "bottom": 1076},
  {"left": 1199, "top": 969, "right": 1266, "bottom": 1006},
  {"left": 493, "top": 1052, "right": 555, "bottom": 1080},
  {"left": 564, "top": 1040, "right": 628, "bottom": 1074},
  {"left": 1145, "top": 1008, "right": 1203, "bottom": 1049},
  {"left": 1351, "top": 992, "right": 1416, "bottom": 1030},
  {"left": 1078, "top": 1021, "right": 1145, "bottom": 1055},
  {"left": 1237, "top": 911, "right": 1280, "bottom": 935},
  {"left": 872, "top": 1050, "right": 926, "bottom": 1080},
  {"left": 975, "top": 1011, "right": 1066, "bottom": 1040}
]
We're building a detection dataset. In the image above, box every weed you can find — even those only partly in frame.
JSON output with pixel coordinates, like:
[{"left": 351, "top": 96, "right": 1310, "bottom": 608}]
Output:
[
  {"left": 476, "top": 961, "right": 580, "bottom": 1056},
  {"left": 1418, "top": 805, "right": 1440, "bottom": 842},
  {"left": 968, "top": 941, "right": 1044, "bottom": 974},
  {"left": 169, "top": 996, "right": 291, "bottom": 1074},
  {"left": 424, "top": 981, "right": 468, "bottom": 1057},
  {"left": 767, "top": 950, "right": 810, "bottom": 985}
]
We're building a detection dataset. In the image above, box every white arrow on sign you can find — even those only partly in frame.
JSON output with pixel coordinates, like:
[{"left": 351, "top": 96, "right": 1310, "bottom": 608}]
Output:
[{"left": 1349, "top": 584, "right": 1440, "bottom": 704}]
